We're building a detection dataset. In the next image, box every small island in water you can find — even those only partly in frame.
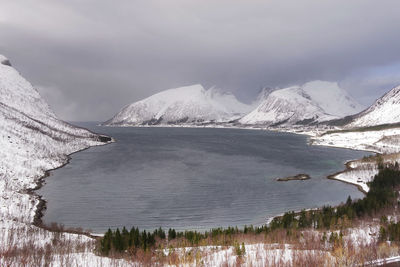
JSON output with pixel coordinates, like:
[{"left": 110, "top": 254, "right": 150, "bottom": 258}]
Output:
[{"left": 276, "top": 173, "right": 310, "bottom": 181}]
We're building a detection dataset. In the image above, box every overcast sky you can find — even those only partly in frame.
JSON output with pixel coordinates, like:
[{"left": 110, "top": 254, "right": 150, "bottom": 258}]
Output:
[{"left": 1, "top": 0, "right": 400, "bottom": 121}]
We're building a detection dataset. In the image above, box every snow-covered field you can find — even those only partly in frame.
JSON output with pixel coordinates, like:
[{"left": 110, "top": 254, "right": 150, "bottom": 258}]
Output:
[
  {"left": 312, "top": 128, "right": 400, "bottom": 154},
  {"left": 161, "top": 243, "right": 333, "bottom": 266}
]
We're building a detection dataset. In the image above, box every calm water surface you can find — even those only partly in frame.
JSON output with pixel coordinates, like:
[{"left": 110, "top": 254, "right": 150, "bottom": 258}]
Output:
[{"left": 38, "top": 123, "right": 367, "bottom": 233}]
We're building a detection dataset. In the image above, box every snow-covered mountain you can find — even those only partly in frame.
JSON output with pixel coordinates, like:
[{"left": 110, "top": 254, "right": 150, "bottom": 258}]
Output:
[
  {"left": 103, "top": 84, "right": 252, "bottom": 126},
  {"left": 347, "top": 85, "right": 400, "bottom": 128},
  {"left": 0, "top": 54, "right": 117, "bottom": 265},
  {"left": 0, "top": 54, "right": 109, "bottom": 228},
  {"left": 240, "top": 81, "right": 364, "bottom": 126}
]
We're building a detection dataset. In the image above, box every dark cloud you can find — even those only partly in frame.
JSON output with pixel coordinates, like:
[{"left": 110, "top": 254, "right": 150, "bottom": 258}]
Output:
[{"left": 1, "top": 0, "right": 400, "bottom": 120}]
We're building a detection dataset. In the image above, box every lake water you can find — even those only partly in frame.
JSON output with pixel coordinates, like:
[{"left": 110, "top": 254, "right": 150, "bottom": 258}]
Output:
[{"left": 38, "top": 123, "right": 366, "bottom": 233}]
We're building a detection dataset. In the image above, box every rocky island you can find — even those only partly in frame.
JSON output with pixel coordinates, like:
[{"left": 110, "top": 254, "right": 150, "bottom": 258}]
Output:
[{"left": 276, "top": 174, "right": 310, "bottom": 181}]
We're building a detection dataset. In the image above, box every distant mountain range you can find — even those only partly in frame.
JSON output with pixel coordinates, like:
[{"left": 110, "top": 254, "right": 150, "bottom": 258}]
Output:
[
  {"left": 104, "top": 80, "right": 380, "bottom": 128},
  {"left": 2, "top": 51, "right": 399, "bottom": 132}
]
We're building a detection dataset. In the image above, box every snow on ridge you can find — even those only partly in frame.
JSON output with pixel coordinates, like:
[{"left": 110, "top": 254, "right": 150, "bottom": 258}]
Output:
[
  {"left": 348, "top": 84, "right": 400, "bottom": 127},
  {"left": 239, "top": 81, "right": 363, "bottom": 126},
  {"left": 104, "top": 84, "right": 252, "bottom": 126},
  {"left": 0, "top": 56, "right": 56, "bottom": 120},
  {"left": 239, "top": 85, "right": 322, "bottom": 125}
]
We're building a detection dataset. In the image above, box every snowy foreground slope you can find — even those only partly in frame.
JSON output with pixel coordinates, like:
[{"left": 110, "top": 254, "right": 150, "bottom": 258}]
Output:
[
  {"left": 240, "top": 81, "right": 363, "bottom": 126},
  {"left": 103, "top": 84, "right": 252, "bottom": 126},
  {"left": 346, "top": 85, "right": 400, "bottom": 127}
]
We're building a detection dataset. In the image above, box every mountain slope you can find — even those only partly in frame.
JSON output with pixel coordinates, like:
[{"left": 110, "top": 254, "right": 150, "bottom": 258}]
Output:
[
  {"left": 347, "top": 85, "right": 400, "bottom": 128},
  {"left": 240, "top": 81, "right": 363, "bottom": 126},
  {"left": 0, "top": 55, "right": 110, "bottom": 228},
  {"left": 104, "top": 84, "right": 252, "bottom": 126}
]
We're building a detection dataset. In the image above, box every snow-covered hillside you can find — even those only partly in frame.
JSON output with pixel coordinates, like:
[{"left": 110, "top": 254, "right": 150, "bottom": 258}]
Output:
[
  {"left": 103, "top": 84, "right": 252, "bottom": 126},
  {"left": 0, "top": 55, "right": 110, "bottom": 254},
  {"left": 240, "top": 81, "right": 363, "bottom": 126},
  {"left": 348, "top": 85, "right": 400, "bottom": 127}
]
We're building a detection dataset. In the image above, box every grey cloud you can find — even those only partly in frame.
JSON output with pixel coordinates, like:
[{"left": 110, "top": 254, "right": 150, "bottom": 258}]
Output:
[{"left": 1, "top": 0, "right": 400, "bottom": 120}]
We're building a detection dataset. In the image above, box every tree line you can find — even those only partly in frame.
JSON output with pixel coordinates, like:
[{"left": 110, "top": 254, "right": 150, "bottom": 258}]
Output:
[
  {"left": 269, "top": 165, "right": 400, "bottom": 230},
  {"left": 99, "top": 165, "right": 400, "bottom": 256}
]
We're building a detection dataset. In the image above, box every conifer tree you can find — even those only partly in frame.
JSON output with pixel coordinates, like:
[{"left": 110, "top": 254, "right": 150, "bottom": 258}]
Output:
[
  {"left": 168, "top": 228, "right": 177, "bottom": 240},
  {"left": 100, "top": 228, "right": 112, "bottom": 254},
  {"left": 114, "top": 228, "right": 123, "bottom": 252},
  {"left": 141, "top": 230, "right": 147, "bottom": 250},
  {"left": 122, "top": 227, "right": 129, "bottom": 250}
]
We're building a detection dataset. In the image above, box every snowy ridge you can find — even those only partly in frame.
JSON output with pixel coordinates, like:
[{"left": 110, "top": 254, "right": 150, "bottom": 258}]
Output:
[
  {"left": 103, "top": 84, "right": 252, "bottom": 126},
  {"left": 240, "top": 86, "right": 331, "bottom": 125},
  {"left": 348, "top": 85, "right": 400, "bottom": 127},
  {"left": 240, "top": 81, "right": 363, "bottom": 126},
  {"left": 0, "top": 58, "right": 56, "bottom": 120}
]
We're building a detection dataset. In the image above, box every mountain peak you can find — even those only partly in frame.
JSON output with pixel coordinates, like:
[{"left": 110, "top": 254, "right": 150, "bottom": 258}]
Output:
[
  {"left": 0, "top": 56, "right": 56, "bottom": 120},
  {"left": 103, "top": 84, "right": 251, "bottom": 126},
  {"left": 240, "top": 80, "right": 363, "bottom": 126},
  {"left": 0, "top": 55, "right": 12, "bottom": 66}
]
